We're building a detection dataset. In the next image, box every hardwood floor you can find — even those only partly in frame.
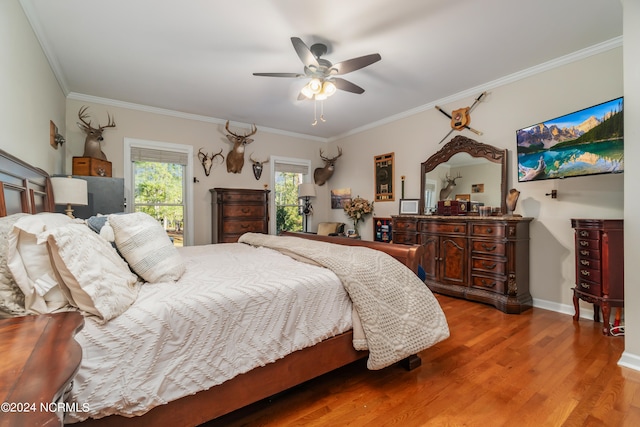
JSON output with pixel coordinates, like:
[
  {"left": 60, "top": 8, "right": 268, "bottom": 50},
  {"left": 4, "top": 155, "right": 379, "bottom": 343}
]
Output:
[{"left": 203, "top": 295, "right": 640, "bottom": 427}]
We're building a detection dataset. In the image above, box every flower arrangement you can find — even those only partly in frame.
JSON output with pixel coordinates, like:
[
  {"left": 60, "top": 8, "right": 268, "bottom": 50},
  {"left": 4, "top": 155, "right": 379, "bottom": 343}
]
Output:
[{"left": 343, "top": 196, "right": 374, "bottom": 235}]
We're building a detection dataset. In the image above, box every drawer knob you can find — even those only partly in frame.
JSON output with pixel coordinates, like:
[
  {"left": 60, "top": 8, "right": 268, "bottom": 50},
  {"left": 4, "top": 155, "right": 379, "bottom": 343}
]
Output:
[
  {"left": 480, "top": 279, "right": 497, "bottom": 288},
  {"left": 580, "top": 260, "right": 590, "bottom": 266},
  {"left": 241, "top": 208, "right": 250, "bottom": 213},
  {"left": 580, "top": 250, "right": 590, "bottom": 256},
  {"left": 485, "top": 228, "right": 493, "bottom": 234},
  {"left": 580, "top": 282, "right": 590, "bottom": 289},
  {"left": 580, "top": 230, "right": 589, "bottom": 237},
  {"left": 579, "top": 241, "right": 589, "bottom": 247},
  {"left": 241, "top": 224, "right": 250, "bottom": 229},
  {"left": 454, "top": 227, "right": 460, "bottom": 232},
  {"left": 481, "top": 261, "right": 497, "bottom": 270},
  {"left": 580, "top": 269, "right": 590, "bottom": 277},
  {"left": 481, "top": 243, "right": 497, "bottom": 252}
]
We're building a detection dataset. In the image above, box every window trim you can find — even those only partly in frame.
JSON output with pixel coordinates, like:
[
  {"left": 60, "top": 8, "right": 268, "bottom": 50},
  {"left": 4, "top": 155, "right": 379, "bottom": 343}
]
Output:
[
  {"left": 124, "top": 138, "right": 194, "bottom": 246},
  {"left": 269, "top": 156, "right": 311, "bottom": 235}
]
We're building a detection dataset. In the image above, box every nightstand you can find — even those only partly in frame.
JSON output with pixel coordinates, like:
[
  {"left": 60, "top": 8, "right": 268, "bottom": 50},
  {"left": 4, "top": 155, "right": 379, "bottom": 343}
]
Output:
[{"left": 0, "top": 312, "right": 84, "bottom": 426}]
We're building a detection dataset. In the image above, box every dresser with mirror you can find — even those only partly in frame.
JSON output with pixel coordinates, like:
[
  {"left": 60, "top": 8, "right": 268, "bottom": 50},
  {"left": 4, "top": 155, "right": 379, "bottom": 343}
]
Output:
[{"left": 392, "top": 136, "right": 532, "bottom": 314}]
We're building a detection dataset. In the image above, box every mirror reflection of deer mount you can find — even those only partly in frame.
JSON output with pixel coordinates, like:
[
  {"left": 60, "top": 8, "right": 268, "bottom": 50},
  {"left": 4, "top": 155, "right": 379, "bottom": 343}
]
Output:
[
  {"left": 374, "top": 152, "right": 394, "bottom": 201},
  {"left": 420, "top": 136, "right": 507, "bottom": 215}
]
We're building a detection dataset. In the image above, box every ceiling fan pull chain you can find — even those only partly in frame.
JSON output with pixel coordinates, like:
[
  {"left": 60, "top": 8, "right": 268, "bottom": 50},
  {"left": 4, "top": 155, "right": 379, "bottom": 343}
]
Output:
[
  {"left": 320, "top": 101, "right": 326, "bottom": 122},
  {"left": 312, "top": 100, "right": 318, "bottom": 126}
]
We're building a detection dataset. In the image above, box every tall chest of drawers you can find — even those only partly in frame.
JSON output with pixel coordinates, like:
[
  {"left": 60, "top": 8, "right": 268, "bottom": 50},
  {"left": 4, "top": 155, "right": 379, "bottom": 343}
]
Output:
[
  {"left": 571, "top": 219, "right": 624, "bottom": 335},
  {"left": 392, "top": 215, "right": 532, "bottom": 314},
  {"left": 210, "top": 188, "right": 270, "bottom": 243}
]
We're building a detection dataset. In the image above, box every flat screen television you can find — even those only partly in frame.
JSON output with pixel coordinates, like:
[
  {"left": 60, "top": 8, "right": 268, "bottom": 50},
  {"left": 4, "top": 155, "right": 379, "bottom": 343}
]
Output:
[{"left": 516, "top": 97, "right": 623, "bottom": 182}]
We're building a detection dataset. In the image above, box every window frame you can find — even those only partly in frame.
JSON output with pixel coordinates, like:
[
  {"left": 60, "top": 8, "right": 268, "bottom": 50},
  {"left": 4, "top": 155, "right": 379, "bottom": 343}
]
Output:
[
  {"left": 269, "top": 156, "right": 312, "bottom": 235},
  {"left": 124, "top": 138, "right": 194, "bottom": 246}
]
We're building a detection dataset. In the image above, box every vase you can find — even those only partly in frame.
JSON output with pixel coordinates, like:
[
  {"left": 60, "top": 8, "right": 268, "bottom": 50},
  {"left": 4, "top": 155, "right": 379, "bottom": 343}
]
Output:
[{"left": 352, "top": 220, "right": 359, "bottom": 236}]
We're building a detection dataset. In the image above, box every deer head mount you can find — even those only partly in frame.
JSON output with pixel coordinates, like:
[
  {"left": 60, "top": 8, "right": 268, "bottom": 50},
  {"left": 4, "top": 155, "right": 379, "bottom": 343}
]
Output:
[
  {"left": 313, "top": 147, "right": 342, "bottom": 186},
  {"left": 439, "top": 172, "right": 462, "bottom": 200},
  {"left": 224, "top": 121, "right": 257, "bottom": 174},
  {"left": 77, "top": 106, "right": 116, "bottom": 160},
  {"left": 198, "top": 148, "right": 224, "bottom": 176},
  {"left": 249, "top": 153, "right": 268, "bottom": 180}
]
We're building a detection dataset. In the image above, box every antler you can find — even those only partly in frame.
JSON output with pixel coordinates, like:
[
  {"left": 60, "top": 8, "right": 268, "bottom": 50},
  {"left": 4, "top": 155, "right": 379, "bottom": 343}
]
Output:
[
  {"left": 319, "top": 146, "right": 343, "bottom": 162},
  {"left": 249, "top": 153, "right": 267, "bottom": 165},
  {"left": 78, "top": 105, "right": 116, "bottom": 131},
  {"left": 225, "top": 120, "right": 257, "bottom": 138}
]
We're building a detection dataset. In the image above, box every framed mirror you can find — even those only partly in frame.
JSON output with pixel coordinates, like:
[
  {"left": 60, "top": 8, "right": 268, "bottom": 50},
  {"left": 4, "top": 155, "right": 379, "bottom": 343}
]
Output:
[{"left": 419, "top": 135, "right": 507, "bottom": 215}]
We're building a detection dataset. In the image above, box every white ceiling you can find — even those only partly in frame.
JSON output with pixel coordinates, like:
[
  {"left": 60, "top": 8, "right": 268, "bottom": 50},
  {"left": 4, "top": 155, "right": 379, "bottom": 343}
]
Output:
[{"left": 20, "top": 0, "right": 623, "bottom": 141}]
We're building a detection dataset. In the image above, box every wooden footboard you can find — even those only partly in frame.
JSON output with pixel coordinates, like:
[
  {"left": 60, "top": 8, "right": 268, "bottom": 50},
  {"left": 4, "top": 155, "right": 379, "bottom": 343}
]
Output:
[
  {"left": 76, "top": 233, "right": 425, "bottom": 427},
  {"left": 280, "top": 231, "right": 425, "bottom": 275}
]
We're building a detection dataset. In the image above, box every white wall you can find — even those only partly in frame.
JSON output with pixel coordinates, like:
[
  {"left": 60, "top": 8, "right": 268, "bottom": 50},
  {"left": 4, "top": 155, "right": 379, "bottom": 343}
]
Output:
[
  {"left": 619, "top": 0, "right": 640, "bottom": 369},
  {"left": 326, "top": 48, "right": 624, "bottom": 317},
  {"left": 0, "top": 0, "right": 65, "bottom": 173},
  {"left": 64, "top": 98, "right": 327, "bottom": 245}
]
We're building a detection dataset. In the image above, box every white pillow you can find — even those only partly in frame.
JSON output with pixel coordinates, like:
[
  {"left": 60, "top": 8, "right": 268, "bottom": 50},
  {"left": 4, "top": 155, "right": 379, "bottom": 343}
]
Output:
[
  {"left": 7, "top": 213, "right": 74, "bottom": 314},
  {"left": 40, "top": 223, "right": 140, "bottom": 324},
  {"left": 109, "top": 212, "right": 185, "bottom": 283},
  {"left": 0, "top": 213, "right": 29, "bottom": 318}
]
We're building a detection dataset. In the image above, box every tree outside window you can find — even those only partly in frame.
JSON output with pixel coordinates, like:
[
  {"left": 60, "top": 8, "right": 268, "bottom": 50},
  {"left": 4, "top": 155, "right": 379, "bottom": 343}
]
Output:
[{"left": 275, "top": 171, "right": 303, "bottom": 234}]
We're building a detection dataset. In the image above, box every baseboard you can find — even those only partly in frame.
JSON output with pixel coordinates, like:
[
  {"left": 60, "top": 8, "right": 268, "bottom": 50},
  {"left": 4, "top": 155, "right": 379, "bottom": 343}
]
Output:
[
  {"left": 618, "top": 352, "right": 640, "bottom": 372},
  {"left": 532, "top": 298, "right": 595, "bottom": 320}
]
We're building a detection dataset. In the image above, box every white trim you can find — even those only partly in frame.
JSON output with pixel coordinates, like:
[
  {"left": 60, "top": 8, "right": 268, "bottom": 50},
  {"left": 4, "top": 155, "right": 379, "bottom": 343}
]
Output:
[
  {"left": 123, "top": 138, "right": 194, "bottom": 246},
  {"left": 618, "top": 352, "right": 640, "bottom": 372},
  {"left": 269, "top": 156, "right": 312, "bottom": 235}
]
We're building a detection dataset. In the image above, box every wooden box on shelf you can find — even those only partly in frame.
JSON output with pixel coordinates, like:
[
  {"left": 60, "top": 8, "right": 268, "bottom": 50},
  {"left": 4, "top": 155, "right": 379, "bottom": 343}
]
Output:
[{"left": 72, "top": 156, "right": 112, "bottom": 177}]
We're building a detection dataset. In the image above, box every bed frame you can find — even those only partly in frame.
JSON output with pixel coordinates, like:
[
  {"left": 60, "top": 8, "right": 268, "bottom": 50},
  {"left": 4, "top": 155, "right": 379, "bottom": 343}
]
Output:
[{"left": 0, "top": 149, "right": 426, "bottom": 427}]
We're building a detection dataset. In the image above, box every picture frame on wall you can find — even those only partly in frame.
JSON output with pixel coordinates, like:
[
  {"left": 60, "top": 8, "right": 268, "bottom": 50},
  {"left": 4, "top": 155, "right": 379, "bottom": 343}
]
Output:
[
  {"left": 374, "top": 152, "right": 394, "bottom": 201},
  {"left": 399, "top": 199, "right": 420, "bottom": 215}
]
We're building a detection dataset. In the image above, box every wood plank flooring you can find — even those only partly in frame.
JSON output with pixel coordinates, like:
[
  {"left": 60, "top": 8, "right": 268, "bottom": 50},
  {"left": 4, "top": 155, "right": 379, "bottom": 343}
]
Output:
[{"left": 203, "top": 295, "right": 640, "bottom": 427}]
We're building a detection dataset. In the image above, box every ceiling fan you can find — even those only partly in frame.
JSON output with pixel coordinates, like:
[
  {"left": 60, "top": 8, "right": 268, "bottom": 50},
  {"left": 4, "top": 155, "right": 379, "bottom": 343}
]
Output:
[{"left": 253, "top": 37, "right": 381, "bottom": 101}]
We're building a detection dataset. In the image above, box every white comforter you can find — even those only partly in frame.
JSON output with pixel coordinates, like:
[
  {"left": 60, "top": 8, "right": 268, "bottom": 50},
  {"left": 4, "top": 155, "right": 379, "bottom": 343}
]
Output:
[{"left": 65, "top": 243, "right": 352, "bottom": 422}]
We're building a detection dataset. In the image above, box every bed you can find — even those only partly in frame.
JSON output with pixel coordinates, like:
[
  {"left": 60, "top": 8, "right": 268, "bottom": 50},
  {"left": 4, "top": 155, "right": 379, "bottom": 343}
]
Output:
[{"left": 0, "top": 148, "right": 449, "bottom": 426}]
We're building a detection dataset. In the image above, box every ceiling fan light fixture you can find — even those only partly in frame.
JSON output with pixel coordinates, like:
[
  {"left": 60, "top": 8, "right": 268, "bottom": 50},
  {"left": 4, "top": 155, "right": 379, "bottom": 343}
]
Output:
[
  {"left": 308, "top": 78, "right": 323, "bottom": 94},
  {"left": 322, "top": 81, "right": 337, "bottom": 97},
  {"left": 315, "top": 92, "right": 328, "bottom": 101},
  {"left": 300, "top": 84, "right": 314, "bottom": 99}
]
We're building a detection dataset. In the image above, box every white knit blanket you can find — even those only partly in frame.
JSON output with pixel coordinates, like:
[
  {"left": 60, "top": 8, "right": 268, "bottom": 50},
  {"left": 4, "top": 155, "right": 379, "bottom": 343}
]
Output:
[{"left": 238, "top": 233, "right": 450, "bottom": 370}]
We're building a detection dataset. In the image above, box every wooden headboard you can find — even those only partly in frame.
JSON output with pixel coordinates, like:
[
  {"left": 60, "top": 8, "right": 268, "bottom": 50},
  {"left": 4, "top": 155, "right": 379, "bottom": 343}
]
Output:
[{"left": 0, "top": 149, "right": 54, "bottom": 217}]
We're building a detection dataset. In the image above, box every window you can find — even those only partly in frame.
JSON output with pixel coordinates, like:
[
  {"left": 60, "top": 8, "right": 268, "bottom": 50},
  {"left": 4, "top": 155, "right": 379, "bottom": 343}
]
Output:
[
  {"left": 124, "top": 138, "right": 194, "bottom": 246},
  {"left": 270, "top": 156, "right": 312, "bottom": 235}
]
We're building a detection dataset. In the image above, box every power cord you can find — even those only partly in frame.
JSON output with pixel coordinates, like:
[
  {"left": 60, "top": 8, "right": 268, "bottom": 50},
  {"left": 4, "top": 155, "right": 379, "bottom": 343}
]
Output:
[{"left": 610, "top": 324, "right": 625, "bottom": 336}]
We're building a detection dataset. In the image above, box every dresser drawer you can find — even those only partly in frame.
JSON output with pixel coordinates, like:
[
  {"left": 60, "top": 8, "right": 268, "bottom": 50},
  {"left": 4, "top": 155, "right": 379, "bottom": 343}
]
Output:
[
  {"left": 576, "top": 239, "right": 599, "bottom": 251},
  {"left": 575, "top": 228, "right": 601, "bottom": 240},
  {"left": 394, "top": 219, "right": 417, "bottom": 232},
  {"left": 393, "top": 232, "right": 418, "bottom": 245},
  {"left": 472, "top": 256, "right": 506, "bottom": 275},
  {"left": 219, "top": 192, "right": 267, "bottom": 203},
  {"left": 223, "top": 205, "right": 266, "bottom": 218},
  {"left": 578, "top": 266, "right": 601, "bottom": 283},
  {"left": 471, "top": 275, "right": 506, "bottom": 294},
  {"left": 576, "top": 279, "right": 601, "bottom": 297},
  {"left": 471, "top": 240, "right": 506, "bottom": 256},
  {"left": 470, "top": 223, "right": 505, "bottom": 238},
  {"left": 222, "top": 220, "right": 267, "bottom": 234},
  {"left": 576, "top": 257, "right": 601, "bottom": 270},
  {"left": 421, "top": 222, "right": 467, "bottom": 235},
  {"left": 577, "top": 247, "right": 600, "bottom": 260}
]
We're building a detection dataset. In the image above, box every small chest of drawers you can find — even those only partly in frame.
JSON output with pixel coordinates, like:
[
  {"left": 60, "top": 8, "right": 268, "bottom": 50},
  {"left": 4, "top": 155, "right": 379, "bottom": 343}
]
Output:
[
  {"left": 571, "top": 219, "right": 624, "bottom": 335},
  {"left": 210, "top": 188, "right": 270, "bottom": 243}
]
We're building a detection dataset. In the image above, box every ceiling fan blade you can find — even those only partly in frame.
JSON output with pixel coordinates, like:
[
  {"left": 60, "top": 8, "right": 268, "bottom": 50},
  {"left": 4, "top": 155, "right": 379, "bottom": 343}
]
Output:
[
  {"left": 291, "top": 37, "right": 319, "bottom": 68},
  {"left": 333, "top": 78, "right": 365, "bottom": 94},
  {"left": 252, "top": 72, "right": 303, "bottom": 78},
  {"left": 331, "top": 53, "right": 381, "bottom": 75}
]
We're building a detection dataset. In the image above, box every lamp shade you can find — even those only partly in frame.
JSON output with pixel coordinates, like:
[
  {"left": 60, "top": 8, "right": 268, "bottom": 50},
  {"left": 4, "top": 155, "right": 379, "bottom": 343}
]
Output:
[
  {"left": 298, "top": 183, "right": 316, "bottom": 198},
  {"left": 51, "top": 177, "right": 88, "bottom": 206}
]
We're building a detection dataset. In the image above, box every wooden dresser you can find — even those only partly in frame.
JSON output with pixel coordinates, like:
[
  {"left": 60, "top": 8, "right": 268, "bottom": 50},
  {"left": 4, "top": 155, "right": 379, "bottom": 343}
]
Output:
[
  {"left": 571, "top": 219, "right": 624, "bottom": 335},
  {"left": 392, "top": 215, "right": 533, "bottom": 314},
  {"left": 210, "top": 188, "right": 270, "bottom": 243},
  {"left": 0, "top": 312, "right": 84, "bottom": 426}
]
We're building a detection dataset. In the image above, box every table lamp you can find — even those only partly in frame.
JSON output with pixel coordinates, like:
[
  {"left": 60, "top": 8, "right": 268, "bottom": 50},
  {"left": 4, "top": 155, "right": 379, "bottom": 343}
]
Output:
[{"left": 51, "top": 176, "right": 88, "bottom": 218}]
